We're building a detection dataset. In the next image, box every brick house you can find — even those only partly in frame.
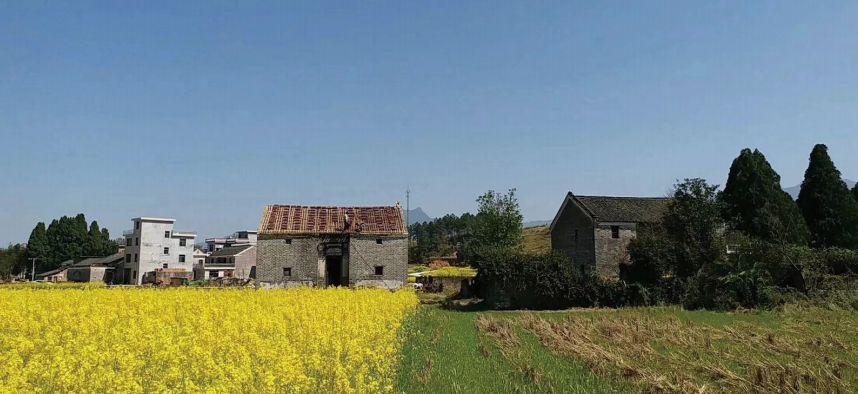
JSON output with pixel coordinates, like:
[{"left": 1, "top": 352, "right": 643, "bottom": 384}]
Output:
[
  {"left": 256, "top": 204, "right": 408, "bottom": 288},
  {"left": 550, "top": 193, "right": 670, "bottom": 277}
]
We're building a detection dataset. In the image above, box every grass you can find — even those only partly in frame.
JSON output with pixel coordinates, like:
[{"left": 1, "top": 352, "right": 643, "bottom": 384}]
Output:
[
  {"left": 521, "top": 225, "right": 551, "bottom": 254},
  {"left": 396, "top": 304, "right": 858, "bottom": 393},
  {"left": 422, "top": 267, "right": 477, "bottom": 278}
]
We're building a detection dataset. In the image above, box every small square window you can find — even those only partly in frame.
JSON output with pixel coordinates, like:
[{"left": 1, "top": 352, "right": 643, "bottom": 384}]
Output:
[
  {"left": 211, "top": 271, "right": 219, "bottom": 278},
  {"left": 164, "top": 231, "right": 170, "bottom": 238},
  {"left": 283, "top": 267, "right": 292, "bottom": 277},
  {"left": 163, "top": 247, "right": 170, "bottom": 255},
  {"left": 611, "top": 226, "right": 620, "bottom": 239},
  {"left": 179, "top": 239, "right": 186, "bottom": 247},
  {"left": 376, "top": 238, "right": 383, "bottom": 245},
  {"left": 285, "top": 239, "right": 292, "bottom": 245},
  {"left": 179, "top": 255, "right": 186, "bottom": 263},
  {"left": 126, "top": 238, "right": 132, "bottom": 246},
  {"left": 374, "top": 266, "right": 384, "bottom": 276},
  {"left": 162, "top": 263, "right": 168, "bottom": 269}
]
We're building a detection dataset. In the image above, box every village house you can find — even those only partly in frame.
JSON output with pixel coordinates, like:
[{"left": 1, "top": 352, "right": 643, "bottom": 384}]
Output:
[
  {"left": 205, "top": 230, "right": 257, "bottom": 253},
  {"left": 195, "top": 244, "right": 257, "bottom": 280},
  {"left": 66, "top": 251, "right": 125, "bottom": 283},
  {"left": 256, "top": 203, "right": 408, "bottom": 288},
  {"left": 550, "top": 193, "right": 670, "bottom": 277},
  {"left": 122, "top": 217, "right": 197, "bottom": 285}
]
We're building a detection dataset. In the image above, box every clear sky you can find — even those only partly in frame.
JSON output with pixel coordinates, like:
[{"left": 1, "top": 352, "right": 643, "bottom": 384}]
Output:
[{"left": 2, "top": 1, "right": 857, "bottom": 245}]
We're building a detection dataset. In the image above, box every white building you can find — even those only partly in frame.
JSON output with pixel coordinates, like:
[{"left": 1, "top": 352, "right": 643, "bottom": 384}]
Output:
[
  {"left": 205, "top": 230, "right": 257, "bottom": 253},
  {"left": 122, "top": 217, "right": 197, "bottom": 285}
]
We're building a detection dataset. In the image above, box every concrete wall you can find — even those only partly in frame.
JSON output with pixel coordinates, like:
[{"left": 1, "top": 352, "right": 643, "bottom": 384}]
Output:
[
  {"left": 594, "top": 224, "right": 636, "bottom": 277},
  {"left": 257, "top": 235, "right": 407, "bottom": 288},
  {"left": 67, "top": 267, "right": 113, "bottom": 283},
  {"left": 234, "top": 247, "right": 257, "bottom": 280},
  {"left": 550, "top": 198, "right": 596, "bottom": 271}
]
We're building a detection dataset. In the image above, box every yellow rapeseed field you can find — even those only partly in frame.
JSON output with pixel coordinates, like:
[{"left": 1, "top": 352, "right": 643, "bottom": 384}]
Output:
[{"left": 0, "top": 286, "right": 417, "bottom": 394}]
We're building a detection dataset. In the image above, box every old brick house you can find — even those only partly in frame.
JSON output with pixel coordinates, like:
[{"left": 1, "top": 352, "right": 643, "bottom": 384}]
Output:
[
  {"left": 550, "top": 193, "right": 670, "bottom": 277},
  {"left": 256, "top": 204, "right": 408, "bottom": 288}
]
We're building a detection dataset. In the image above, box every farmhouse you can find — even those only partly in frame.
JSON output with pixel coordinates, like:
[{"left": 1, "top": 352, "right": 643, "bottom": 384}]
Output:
[
  {"left": 67, "top": 251, "right": 125, "bottom": 283},
  {"left": 550, "top": 193, "right": 670, "bottom": 277},
  {"left": 196, "top": 244, "right": 257, "bottom": 280},
  {"left": 256, "top": 203, "right": 408, "bottom": 288}
]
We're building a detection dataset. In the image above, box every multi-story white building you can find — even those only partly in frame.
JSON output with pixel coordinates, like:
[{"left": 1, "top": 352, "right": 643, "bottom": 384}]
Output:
[
  {"left": 205, "top": 230, "right": 257, "bottom": 253},
  {"left": 121, "top": 217, "right": 197, "bottom": 285}
]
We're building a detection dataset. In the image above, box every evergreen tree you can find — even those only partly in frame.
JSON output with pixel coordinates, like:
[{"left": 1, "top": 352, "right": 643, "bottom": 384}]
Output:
[
  {"left": 73, "top": 213, "right": 89, "bottom": 250},
  {"left": 86, "top": 221, "right": 104, "bottom": 257},
  {"left": 720, "top": 149, "right": 808, "bottom": 244},
  {"left": 25, "top": 222, "right": 50, "bottom": 266},
  {"left": 852, "top": 183, "right": 858, "bottom": 204},
  {"left": 797, "top": 144, "right": 858, "bottom": 249},
  {"left": 44, "top": 219, "right": 60, "bottom": 268},
  {"left": 101, "top": 228, "right": 117, "bottom": 255}
]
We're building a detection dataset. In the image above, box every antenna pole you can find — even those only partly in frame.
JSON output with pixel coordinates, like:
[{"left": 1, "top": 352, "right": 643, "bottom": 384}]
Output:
[{"left": 406, "top": 186, "right": 411, "bottom": 236}]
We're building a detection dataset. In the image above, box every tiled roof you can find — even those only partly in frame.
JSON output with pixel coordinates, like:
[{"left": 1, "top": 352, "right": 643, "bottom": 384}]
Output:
[
  {"left": 36, "top": 267, "right": 68, "bottom": 277},
  {"left": 258, "top": 205, "right": 407, "bottom": 236},
  {"left": 208, "top": 244, "right": 254, "bottom": 257},
  {"left": 573, "top": 195, "right": 670, "bottom": 223},
  {"left": 72, "top": 251, "right": 125, "bottom": 267}
]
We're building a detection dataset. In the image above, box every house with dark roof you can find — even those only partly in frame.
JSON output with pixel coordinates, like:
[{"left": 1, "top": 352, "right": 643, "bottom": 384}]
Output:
[
  {"left": 256, "top": 203, "right": 408, "bottom": 288},
  {"left": 67, "top": 250, "right": 126, "bottom": 283},
  {"left": 196, "top": 244, "right": 257, "bottom": 280},
  {"left": 550, "top": 193, "right": 670, "bottom": 277}
]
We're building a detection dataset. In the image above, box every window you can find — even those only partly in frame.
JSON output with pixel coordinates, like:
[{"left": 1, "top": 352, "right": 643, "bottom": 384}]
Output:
[
  {"left": 136, "top": 221, "right": 140, "bottom": 230},
  {"left": 132, "top": 270, "right": 136, "bottom": 279},
  {"left": 163, "top": 247, "right": 170, "bottom": 255},
  {"left": 125, "top": 254, "right": 131, "bottom": 263},
  {"left": 376, "top": 238, "right": 383, "bottom": 245},
  {"left": 211, "top": 271, "right": 219, "bottom": 278},
  {"left": 179, "top": 239, "right": 186, "bottom": 247},
  {"left": 283, "top": 267, "right": 292, "bottom": 277},
  {"left": 164, "top": 231, "right": 170, "bottom": 238},
  {"left": 374, "top": 266, "right": 384, "bottom": 276},
  {"left": 134, "top": 253, "right": 138, "bottom": 263},
  {"left": 126, "top": 238, "right": 132, "bottom": 246},
  {"left": 135, "top": 238, "right": 139, "bottom": 246},
  {"left": 198, "top": 259, "right": 203, "bottom": 264},
  {"left": 611, "top": 226, "right": 620, "bottom": 239},
  {"left": 574, "top": 229, "right": 579, "bottom": 244},
  {"left": 179, "top": 255, "right": 186, "bottom": 263},
  {"left": 285, "top": 239, "right": 292, "bottom": 245},
  {"left": 163, "top": 264, "right": 168, "bottom": 269}
]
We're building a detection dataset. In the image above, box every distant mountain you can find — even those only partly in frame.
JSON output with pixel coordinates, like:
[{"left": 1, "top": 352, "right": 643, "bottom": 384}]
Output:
[
  {"left": 523, "top": 220, "right": 552, "bottom": 228},
  {"left": 784, "top": 179, "right": 855, "bottom": 200},
  {"left": 406, "top": 208, "right": 433, "bottom": 225}
]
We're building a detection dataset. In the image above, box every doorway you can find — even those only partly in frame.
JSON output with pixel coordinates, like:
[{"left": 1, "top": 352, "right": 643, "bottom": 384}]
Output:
[{"left": 325, "top": 255, "right": 343, "bottom": 287}]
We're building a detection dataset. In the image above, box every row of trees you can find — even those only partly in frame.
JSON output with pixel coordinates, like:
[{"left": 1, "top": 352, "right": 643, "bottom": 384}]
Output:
[
  {"left": 0, "top": 244, "right": 28, "bottom": 279},
  {"left": 23, "top": 214, "right": 119, "bottom": 276},
  {"left": 471, "top": 143, "right": 858, "bottom": 310}
]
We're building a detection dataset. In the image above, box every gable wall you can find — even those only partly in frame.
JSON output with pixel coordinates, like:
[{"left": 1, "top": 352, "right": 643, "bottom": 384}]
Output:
[{"left": 550, "top": 198, "right": 596, "bottom": 270}]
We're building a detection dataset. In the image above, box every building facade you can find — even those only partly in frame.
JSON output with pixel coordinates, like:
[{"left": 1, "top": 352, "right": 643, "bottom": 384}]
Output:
[
  {"left": 205, "top": 231, "right": 257, "bottom": 253},
  {"left": 195, "top": 244, "right": 257, "bottom": 280},
  {"left": 256, "top": 204, "right": 408, "bottom": 288},
  {"left": 66, "top": 251, "right": 125, "bottom": 283},
  {"left": 121, "top": 217, "right": 197, "bottom": 285},
  {"left": 550, "top": 193, "right": 669, "bottom": 277}
]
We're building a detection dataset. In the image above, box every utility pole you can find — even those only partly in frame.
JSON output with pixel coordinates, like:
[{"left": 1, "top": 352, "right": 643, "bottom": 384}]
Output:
[
  {"left": 406, "top": 186, "right": 411, "bottom": 236},
  {"left": 28, "top": 258, "right": 37, "bottom": 281}
]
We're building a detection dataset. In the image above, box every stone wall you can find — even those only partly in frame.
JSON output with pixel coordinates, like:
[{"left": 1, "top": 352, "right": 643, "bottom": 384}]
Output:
[
  {"left": 257, "top": 234, "right": 407, "bottom": 288},
  {"left": 66, "top": 267, "right": 113, "bottom": 283},
  {"left": 594, "top": 224, "right": 636, "bottom": 277},
  {"left": 550, "top": 198, "right": 596, "bottom": 271}
]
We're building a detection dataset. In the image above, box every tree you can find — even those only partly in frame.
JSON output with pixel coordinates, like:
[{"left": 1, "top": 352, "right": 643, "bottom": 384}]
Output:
[
  {"left": 720, "top": 149, "right": 808, "bottom": 244},
  {"left": 464, "top": 188, "right": 523, "bottom": 265},
  {"left": 86, "top": 221, "right": 104, "bottom": 257},
  {"left": 663, "top": 178, "right": 725, "bottom": 279},
  {"left": 852, "top": 183, "right": 858, "bottom": 204},
  {"left": 0, "top": 244, "right": 27, "bottom": 279},
  {"left": 797, "top": 144, "right": 858, "bottom": 249},
  {"left": 26, "top": 222, "right": 49, "bottom": 266},
  {"left": 101, "top": 228, "right": 117, "bottom": 255}
]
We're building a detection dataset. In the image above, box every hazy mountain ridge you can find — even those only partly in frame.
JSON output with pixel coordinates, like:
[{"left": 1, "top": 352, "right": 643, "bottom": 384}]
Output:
[{"left": 784, "top": 179, "right": 855, "bottom": 200}]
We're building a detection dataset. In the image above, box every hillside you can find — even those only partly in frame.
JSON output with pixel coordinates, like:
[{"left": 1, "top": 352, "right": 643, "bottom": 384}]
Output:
[{"left": 521, "top": 225, "right": 551, "bottom": 254}]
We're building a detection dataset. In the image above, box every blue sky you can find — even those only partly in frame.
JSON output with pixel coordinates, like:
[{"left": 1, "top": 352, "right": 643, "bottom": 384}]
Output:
[{"left": 2, "top": 1, "right": 857, "bottom": 245}]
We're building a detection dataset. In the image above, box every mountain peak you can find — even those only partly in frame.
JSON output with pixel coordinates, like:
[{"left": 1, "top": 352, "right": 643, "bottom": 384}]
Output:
[{"left": 405, "top": 208, "right": 433, "bottom": 225}]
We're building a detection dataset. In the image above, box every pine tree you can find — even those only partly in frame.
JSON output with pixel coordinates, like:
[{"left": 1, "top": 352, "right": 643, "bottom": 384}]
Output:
[
  {"left": 797, "top": 144, "right": 858, "bottom": 249},
  {"left": 45, "top": 219, "right": 61, "bottom": 268},
  {"left": 26, "top": 222, "right": 50, "bottom": 267},
  {"left": 101, "top": 228, "right": 118, "bottom": 255},
  {"left": 852, "top": 183, "right": 858, "bottom": 204},
  {"left": 720, "top": 149, "right": 809, "bottom": 244},
  {"left": 86, "top": 221, "right": 104, "bottom": 257}
]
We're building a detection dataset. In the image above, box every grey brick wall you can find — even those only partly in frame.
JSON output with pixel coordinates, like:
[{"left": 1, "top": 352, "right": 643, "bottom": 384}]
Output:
[
  {"left": 348, "top": 236, "right": 407, "bottom": 288},
  {"left": 550, "top": 200, "right": 596, "bottom": 271},
  {"left": 594, "top": 224, "right": 636, "bottom": 277},
  {"left": 257, "top": 234, "right": 407, "bottom": 288}
]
